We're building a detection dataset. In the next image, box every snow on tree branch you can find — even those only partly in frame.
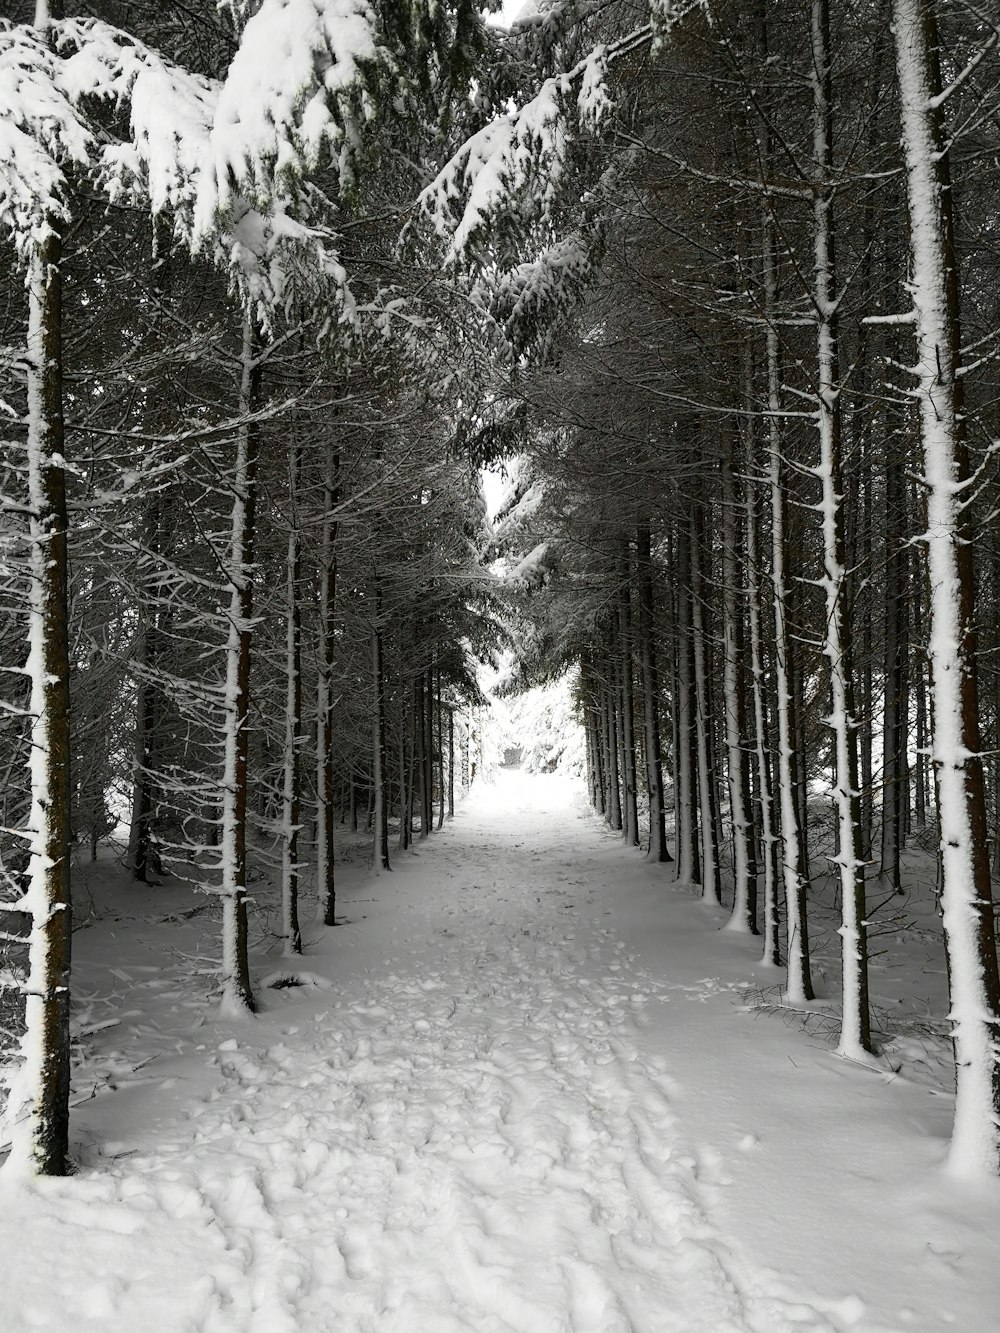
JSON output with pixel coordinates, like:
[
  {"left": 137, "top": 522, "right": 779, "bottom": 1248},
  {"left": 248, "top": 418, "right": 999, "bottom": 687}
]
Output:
[
  {"left": 478, "top": 228, "right": 599, "bottom": 358},
  {"left": 55, "top": 18, "right": 217, "bottom": 223},
  {"left": 0, "top": 21, "right": 90, "bottom": 255},
  {"left": 193, "top": 0, "right": 379, "bottom": 234},
  {"left": 419, "top": 76, "right": 570, "bottom": 263},
  {"left": 416, "top": 0, "right": 705, "bottom": 265},
  {"left": 0, "top": 16, "right": 355, "bottom": 321}
]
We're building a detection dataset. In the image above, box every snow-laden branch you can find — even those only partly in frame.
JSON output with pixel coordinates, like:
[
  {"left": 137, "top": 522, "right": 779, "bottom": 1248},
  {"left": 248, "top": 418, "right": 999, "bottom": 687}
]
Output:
[
  {"left": 193, "top": 0, "right": 379, "bottom": 234},
  {"left": 56, "top": 18, "right": 217, "bottom": 224},
  {"left": 0, "top": 20, "right": 90, "bottom": 254},
  {"left": 417, "top": 1, "right": 705, "bottom": 264},
  {"left": 0, "top": 15, "right": 362, "bottom": 317}
]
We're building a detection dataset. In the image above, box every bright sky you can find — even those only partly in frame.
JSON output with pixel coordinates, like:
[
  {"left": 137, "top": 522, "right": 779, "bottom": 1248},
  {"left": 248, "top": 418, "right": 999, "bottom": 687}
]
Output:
[{"left": 494, "top": 0, "right": 526, "bottom": 27}]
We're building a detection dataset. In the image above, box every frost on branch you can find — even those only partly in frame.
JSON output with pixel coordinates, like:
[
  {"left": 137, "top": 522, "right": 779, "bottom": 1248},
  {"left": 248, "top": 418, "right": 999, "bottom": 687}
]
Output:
[
  {"left": 651, "top": 0, "right": 709, "bottom": 54},
  {"left": 0, "top": 21, "right": 90, "bottom": 255},
  {"left": 507, "top": 541, "right": 554, "bottom": 591}
]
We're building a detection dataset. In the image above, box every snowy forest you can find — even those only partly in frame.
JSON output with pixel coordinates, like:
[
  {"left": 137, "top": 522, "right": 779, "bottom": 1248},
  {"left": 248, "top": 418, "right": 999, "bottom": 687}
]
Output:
[{"left": 2, "top": 0, "right": 1000, "bottom": 1325}]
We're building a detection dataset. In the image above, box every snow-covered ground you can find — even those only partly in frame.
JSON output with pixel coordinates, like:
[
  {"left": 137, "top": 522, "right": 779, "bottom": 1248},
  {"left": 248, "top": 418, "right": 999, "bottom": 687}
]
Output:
[{"left": 1, "top": 771, "right": 998, "bottom": 1331}]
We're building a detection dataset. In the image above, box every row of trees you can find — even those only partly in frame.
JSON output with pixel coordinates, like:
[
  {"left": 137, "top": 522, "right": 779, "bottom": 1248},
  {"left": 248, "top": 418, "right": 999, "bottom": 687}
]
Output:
[
  {"left": 3, "top": 0, "right": 999, "bottom": 1184},
  {"left": 0, "top": 0, "right": 503, "bottom": 1174},
  {"left": 483, "top": 0, "right": 1000, "bottom": 1178}
]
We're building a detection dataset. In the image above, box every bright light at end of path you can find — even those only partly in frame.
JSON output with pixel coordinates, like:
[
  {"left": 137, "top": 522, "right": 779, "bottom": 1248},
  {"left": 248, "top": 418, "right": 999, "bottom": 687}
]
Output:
[
  {"left": 470, "top": 769, "right": 582, "bottom": 817},
  {"left": 480, "top": 464, "right": 508, "bottom": 520}
]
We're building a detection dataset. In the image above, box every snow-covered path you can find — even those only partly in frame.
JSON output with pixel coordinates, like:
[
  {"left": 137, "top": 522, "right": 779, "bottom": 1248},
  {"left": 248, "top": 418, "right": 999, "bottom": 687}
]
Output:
[
  {"left": 2, "top": 773, "right": 985, "bottom": 1331},
  {"left": 173, "top": 783, "right": 849, "bottom": 1333}
]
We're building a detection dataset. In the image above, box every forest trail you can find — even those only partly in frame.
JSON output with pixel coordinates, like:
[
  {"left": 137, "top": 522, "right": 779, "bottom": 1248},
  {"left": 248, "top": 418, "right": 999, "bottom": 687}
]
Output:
[{"left": 3, "top": 774, "right": 879, "bottom": 1332}]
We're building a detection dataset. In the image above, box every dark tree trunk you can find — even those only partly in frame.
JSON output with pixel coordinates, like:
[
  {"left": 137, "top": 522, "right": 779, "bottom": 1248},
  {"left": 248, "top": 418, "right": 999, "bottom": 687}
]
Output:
[
  {"left": 15, "top": 167, "right": 73, "bottom": 1174},
  {"left": 636, "top": 518, "right": 670, "bottom": 860}
]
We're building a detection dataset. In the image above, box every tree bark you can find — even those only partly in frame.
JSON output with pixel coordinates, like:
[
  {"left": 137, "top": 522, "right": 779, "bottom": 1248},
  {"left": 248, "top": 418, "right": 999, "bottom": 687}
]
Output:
[
  {"left": 617, "top": 551, "right": 640, "bottom": 847},
  {"left": 6, "top": 124, "right": 73, "bottom": 1174},
  {"left": 316, "top": 450, "right": 339, "bottom": 926},
  {"left": 436, "top": 660, "right": 445, "bottom": 832},
  {"left": 880, "top": 422, "right": 909, "bottom": 893},
  {"left": 765, "top": 218, "right": 813, "bottom": 1003},
  {"left": 892, "top": 0, "right": 1000, "bottom": 1174},
  {"left": 447, "top": 706, "right": 455, "bottom": 819},
  {"left": 673, "top": 532, "right": 700, "bottom": 885},
  {"left": 810, "top": 0, "right": 869, "bottom": 1054},
  {"left": 721, "top": 430, "right": 756, "bottom": 931},
  {"left": 689, "top": 495, "right": 720, "bottom": 903},
  {"left": 636, "top": 518, "right": 669, "bottom": 860},
  {"left": 280, "top": 437, "right": 303, "bottom": 957},
  {"left": 371, "top": 578, "right": 390, "bottom": 873},
  {"left": 218, "top": 316, "right": 261, "bottom": 1017}
]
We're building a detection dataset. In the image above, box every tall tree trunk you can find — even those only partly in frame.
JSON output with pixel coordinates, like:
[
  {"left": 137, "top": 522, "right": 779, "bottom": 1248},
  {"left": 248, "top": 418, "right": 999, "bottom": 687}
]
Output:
[
  {"left": 636, "top": 518, "right": 669, "bottom": 860},
  {"left": 280, "top": 439, "right": 303, "bottom": 957},
  {"left": 765, "top": 217, "right": 813, "bottom": 1002},
  {"left": 892, "top": 0, "right": 1000, "bottom": 1174},
  {"left": 371, "top": 579, "right": 390, "bottom": 874},
  {"left": 436, "top": 662, "right": 445, "bottom": 831},
  {"left": 6, "top": 60, "right": 72, "bottom": 1172},
  {"left": 128, "top": 498, "right": 163, "bottom": 883},
  {"left": 881, "top": 421, "right": 909, "bottom": 893},
  {"left": 690, "top": 496, "right": 721, "bottom": 903},
  {"left": 811, "top": 0, "right": 870, "bottom": 1055},
  {"left": 913, "top": 576, "right": 929, "bottom": 830},
  {"left": 397, "top": 683, "right": 408, "bottom": 851},
  {"left": 720, "top": 434, "right": 756, "bottom": 929},
  {"left": 603, "top": 657, "right": 622, "bottom": 831},
  {"left": 415, "top": 670, "right": 427, "bottom": 839},
  {"left": 316, "top": 450, "right": 339, "bottom": 926},
  {"left": 746, "top": 459, "right": 780, "bottom": 964},
  {"left": 617, "top": 551, "right": 640, "bottom": 847},
  {"left": 859, "top": 454, "right": 875, "bottom": 859},
  {"left": 447, "top": 706, "right": 455, "bottom": 819},
  {"left": 424, "top": 664, "right": 434, "bottom": 836},
  {"left": 218, "top": 316, "right": 261, "bottom": 1017},
  {"left": 673, "top": 532, "right": 700, "bottom": 884}
]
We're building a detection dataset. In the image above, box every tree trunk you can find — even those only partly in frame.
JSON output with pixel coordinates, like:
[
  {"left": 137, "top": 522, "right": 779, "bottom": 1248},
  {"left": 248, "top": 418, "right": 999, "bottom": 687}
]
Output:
[
  {"left": 811, "top": 0, "right": 869, "bottom": 1054},
  {"left": 673, "top": 533, "right": 700, "bottom": 885},
  {"left": 765, "top": 216, "right": 813, "bottom": 1003},
  {"left": 436, "top": 661, "right": 445, "bottom": 832},
  {"left": 690, "top": 496, "right": 720, "bottom": 903},
  {"left": 397, "top": 678, "right": 410, "bottom": 852},
  {"left": 603, "top": 660, "right": 622, "bottom": 831},
  {"left": 721, "top": 430, "right": 756, "bottom": 931},
  {"left": 424, "top": 664, "right": 435, "bottom": 836},
  {"left": 128, "top": 499, "right": 164, "bottom": 884},
  {"left": 415, "top": 670, "right": 428, "bottom": 838},
  {"left": 316, "top": 450, "right": 339, "bottom": 926},
  {"left": 617, "top": 552, "right": 640, "bottom": 847},
  {"left": 745, "top": 453, "right": 780, "bottom": 965},
  {"left": 893, "top": 0, "right": 1000, "bottom": 1174},
  {"left": 636, "top": 518, "right": 669, "bottom": 860},
  {"left": 371, "top": 580, "right": 390, "bottom": 874},
  {"left": 6, "top": 137, "right": 72, "bottom": 1175},
  {"left": 218, "top": 316, "right": 261, "bottom": 1017},
  {"left": 280, "top": 438, "right": 303, "bottom": 957},
  {"left": 880, "top": 423, "right": 909, "bottom": 893},
  {"left": 448, "top": 706, "right": 455, "bottom": 819}
]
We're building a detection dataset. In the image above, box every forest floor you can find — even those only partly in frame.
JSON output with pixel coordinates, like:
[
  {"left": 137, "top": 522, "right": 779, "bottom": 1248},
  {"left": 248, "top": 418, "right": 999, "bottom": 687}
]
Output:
[{"left": 1, "top": 771, "right": 998, "bottom": 1332}]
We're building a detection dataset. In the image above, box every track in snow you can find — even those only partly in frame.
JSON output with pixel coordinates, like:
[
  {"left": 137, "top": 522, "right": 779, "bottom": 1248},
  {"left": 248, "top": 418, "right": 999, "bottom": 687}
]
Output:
[{"left": 12, "top": 774, "right": 869, "bottom": 1332}]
